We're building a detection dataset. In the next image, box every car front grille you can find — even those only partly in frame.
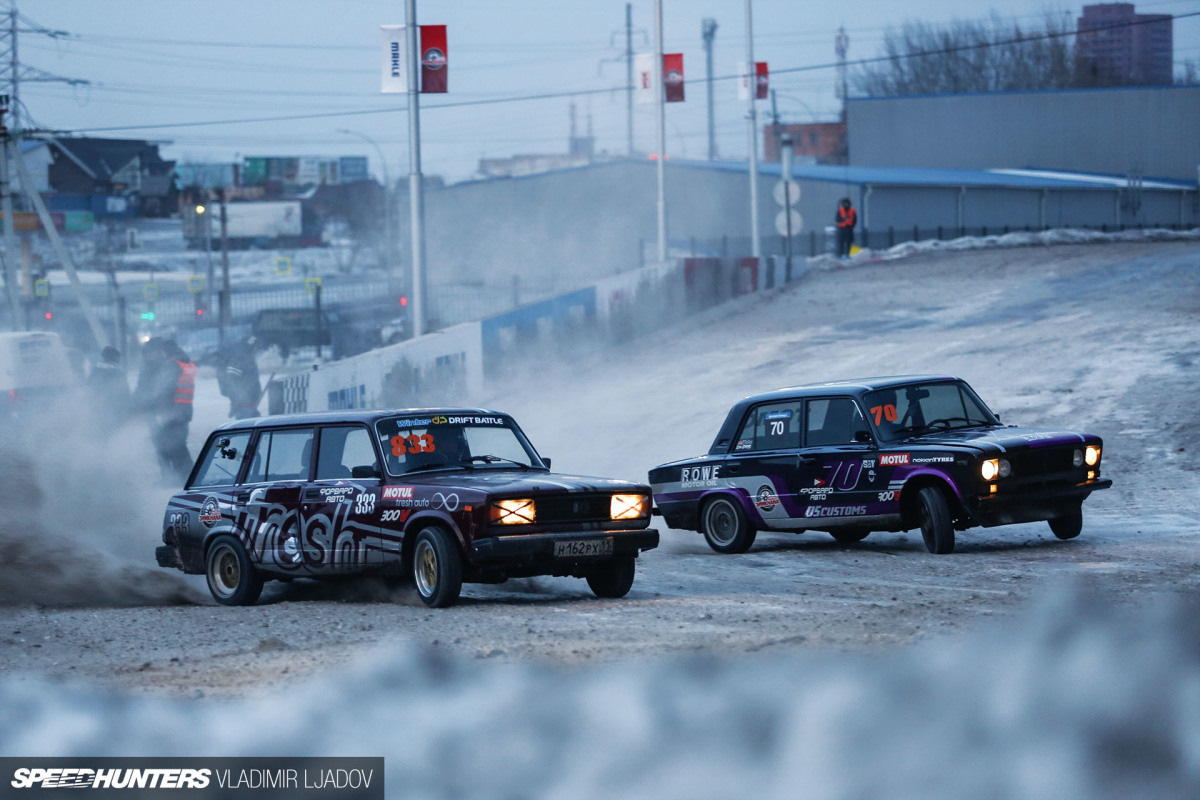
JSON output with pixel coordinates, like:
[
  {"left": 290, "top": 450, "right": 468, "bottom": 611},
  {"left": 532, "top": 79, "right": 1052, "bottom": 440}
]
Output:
[
  {"left": 1009, "top": 446, "right": 1080, "bottom": 487},
  {"left": 532, "top": 493, "right": 613, "bottom": 525}
]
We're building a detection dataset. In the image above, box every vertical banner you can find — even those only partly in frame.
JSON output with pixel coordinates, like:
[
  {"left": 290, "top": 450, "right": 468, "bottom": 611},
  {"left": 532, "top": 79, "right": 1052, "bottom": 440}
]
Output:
[
  {"left": 380, "top": 25, "right": 406, "bottom": 93},
  {"left": 663, "top": 53, "right": 684, "bottom": 102},
  {"left": 635, "top": 53, "right": 655, "bottom": 104},
  {"left": 756, "top": 62, "right": 769, "bottom": 99},
  {"left": 420, "top": 25, "right": 448, "bottom": 93},
  {"left": 737, "top": 61, "right": 752, "bottom": 100}
]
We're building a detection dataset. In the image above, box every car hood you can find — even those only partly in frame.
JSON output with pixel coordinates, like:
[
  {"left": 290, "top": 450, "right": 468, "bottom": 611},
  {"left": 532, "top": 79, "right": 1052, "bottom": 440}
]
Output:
[
  {"left": 395, "top": 470, "right": 648, "bottom": 494},
  {"left": 901, "top": 425, "right": 1095, "bottom": 453}
]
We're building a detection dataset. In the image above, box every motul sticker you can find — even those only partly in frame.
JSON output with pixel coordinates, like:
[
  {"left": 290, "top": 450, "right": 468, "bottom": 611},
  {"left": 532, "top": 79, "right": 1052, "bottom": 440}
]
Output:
[
  {"left": 880, "top": 453, "right": 910, "bottom": 466},
  {"left": 383, "top": 486, "right": 414, "bottom": 500}
]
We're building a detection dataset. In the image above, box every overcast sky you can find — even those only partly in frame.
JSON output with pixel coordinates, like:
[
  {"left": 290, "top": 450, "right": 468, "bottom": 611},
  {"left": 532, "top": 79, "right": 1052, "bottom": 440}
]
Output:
[{"left": 17, "top": 0, "right": 1200, "bottom": 184}]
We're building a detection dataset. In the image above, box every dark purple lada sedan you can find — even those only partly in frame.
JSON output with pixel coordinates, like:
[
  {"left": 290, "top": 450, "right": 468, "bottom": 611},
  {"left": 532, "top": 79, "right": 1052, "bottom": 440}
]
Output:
[
  {"left": 157, "top": 409, "right": 658, "bottom": 607},
  {"left": 649, "top": 375, "right": 1111, "bottom": 554}
]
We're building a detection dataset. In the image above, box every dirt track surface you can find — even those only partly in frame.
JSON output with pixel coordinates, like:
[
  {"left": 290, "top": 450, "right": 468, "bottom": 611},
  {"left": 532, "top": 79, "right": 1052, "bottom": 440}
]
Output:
[{"left": 2, "top": 240, "right": 1197, "bottom": 697}]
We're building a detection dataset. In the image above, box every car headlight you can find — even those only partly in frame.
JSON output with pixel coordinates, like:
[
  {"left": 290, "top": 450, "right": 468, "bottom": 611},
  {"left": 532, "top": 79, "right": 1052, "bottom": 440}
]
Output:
[
  {"left": 981, "top": 458, "right": 1011, "bottom": 481},
  {"left": 1073, "top": 449, "right": 1084, "bottom": 467},
  {"left": 1084, "top": 445, "right": 1101, "bottom": 467},
  {"left": 611, "top": 494, "right": 649, "bottom": 520},
  {"left": 491, "top": 498, "right": 535, "bottom": 525}
]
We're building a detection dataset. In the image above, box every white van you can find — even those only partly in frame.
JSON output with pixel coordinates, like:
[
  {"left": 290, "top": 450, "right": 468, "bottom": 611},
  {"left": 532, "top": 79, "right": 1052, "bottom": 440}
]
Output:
[{"left": 0, "top": 331, "right": 77, "bottom": 414}]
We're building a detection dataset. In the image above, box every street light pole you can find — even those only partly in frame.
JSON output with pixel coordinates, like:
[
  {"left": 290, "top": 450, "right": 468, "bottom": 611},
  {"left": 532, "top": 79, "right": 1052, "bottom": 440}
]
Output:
[
  {"left": 339, "top": 129, "right": 394, "bottom": 280},
  {"left": 406, "top": 0, "right": 427, "bottom": 337},
  {"left": 744, "top": 0, "right": 761, "bottom": 262},
  {"left": 653, "top": 0, "right": 667, "bottom": 263}
]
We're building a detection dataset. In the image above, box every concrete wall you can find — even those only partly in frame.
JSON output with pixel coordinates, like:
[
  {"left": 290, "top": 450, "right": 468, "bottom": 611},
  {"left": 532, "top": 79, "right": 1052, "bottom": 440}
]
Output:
[{"left": 848, "top": 85, "right": 1200, "bottom": 181}]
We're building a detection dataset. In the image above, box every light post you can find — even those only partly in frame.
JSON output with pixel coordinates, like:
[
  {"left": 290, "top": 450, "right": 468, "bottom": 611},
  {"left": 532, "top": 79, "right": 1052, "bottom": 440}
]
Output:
[
  {"left": 195, "top": 202, "right": 214, "bottom": 312},
  {"left": 338, "top": 129, "right": 394, "bottom": 279}
]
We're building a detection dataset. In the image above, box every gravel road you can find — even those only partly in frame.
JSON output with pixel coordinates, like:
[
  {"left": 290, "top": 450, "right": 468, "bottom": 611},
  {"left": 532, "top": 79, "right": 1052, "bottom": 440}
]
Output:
[{"left": 2, "top": 240, "right": 1197, "bottom": 698}]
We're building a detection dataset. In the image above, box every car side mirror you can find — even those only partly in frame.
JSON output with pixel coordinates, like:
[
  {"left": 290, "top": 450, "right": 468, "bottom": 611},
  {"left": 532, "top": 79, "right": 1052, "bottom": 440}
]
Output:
[
  {"left": 542, "top": 457, "right": 552, "bottom": 470},
  {"left": 351, "top": 465, "right": 380, "bottom": 479},
  {"left": 854, "top": 430, "right": 873, "bottom": 444}
]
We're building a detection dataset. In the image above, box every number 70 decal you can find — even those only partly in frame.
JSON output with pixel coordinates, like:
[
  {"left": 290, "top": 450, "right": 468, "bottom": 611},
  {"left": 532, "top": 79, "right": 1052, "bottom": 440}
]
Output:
[{"left": 869, "top": 404, "right": 898, "bottom": 425}]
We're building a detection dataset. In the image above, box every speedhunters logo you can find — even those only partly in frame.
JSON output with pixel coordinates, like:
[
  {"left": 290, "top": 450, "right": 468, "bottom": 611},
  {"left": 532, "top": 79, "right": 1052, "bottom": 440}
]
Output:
[
  {"left": 4, "top": 758, "right": 383, "bottom": 797},
  {"left": 11, "top": 768, "right": 210, "bottom": 789}
]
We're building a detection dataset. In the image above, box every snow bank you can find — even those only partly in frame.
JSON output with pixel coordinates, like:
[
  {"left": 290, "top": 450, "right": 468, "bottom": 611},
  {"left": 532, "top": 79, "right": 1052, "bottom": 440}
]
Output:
[
  {"left": 808, "top": 226, "right": 1200, "bottom": 269},
  {"left": 1, "top": 586, "right": 1197, "bottom": 799}
]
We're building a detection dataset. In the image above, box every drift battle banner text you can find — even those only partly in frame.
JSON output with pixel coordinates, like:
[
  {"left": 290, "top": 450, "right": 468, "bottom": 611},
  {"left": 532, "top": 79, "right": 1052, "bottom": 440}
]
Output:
[{"left": 2, "top": 758, "right": 383, "bottom": 799}]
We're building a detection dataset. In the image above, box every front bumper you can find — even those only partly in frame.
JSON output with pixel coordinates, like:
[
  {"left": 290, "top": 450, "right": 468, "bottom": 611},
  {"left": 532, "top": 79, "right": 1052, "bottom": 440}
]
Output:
[
  {"left": 966, "top": 478, "right": 1112, "bottom": 527},
  {"left": 471, "top": 528, "right": 659, "bottom": 575}
]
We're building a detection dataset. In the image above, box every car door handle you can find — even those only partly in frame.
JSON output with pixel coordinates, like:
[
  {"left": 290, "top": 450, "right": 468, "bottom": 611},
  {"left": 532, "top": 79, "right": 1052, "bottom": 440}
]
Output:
[
  {"left": 725, "top": 464, "right": 740, "bottom": 474},
  {"left": 798, "top": 456, "right": 818, "bottom": 465}
]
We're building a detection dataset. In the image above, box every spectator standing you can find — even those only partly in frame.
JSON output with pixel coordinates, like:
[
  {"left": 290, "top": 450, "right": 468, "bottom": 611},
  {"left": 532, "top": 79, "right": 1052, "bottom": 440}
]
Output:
[
  {"left": 217, "top": 336, "right": 262, "bottom": 419},
  {"left": 134, "top": 338, "right": 196, "bottom": 484},
  {"left": 835, "top": 197, "right": 857, "bottom": 258}
]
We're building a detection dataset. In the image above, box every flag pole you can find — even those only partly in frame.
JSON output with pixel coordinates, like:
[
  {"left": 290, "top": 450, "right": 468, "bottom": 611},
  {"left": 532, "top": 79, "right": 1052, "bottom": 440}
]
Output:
[
  {"left": 654, "top": 0, "right": 667, "bottom": 263},
  {"left": 406, "top": 0, "right": 427, "bottom": 337},
  {"left": 744, "top": 0, "right": 761, "bottom": 262}
]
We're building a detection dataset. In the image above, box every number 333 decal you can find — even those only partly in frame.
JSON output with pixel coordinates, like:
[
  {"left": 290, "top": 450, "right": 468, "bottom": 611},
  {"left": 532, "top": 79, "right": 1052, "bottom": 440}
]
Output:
[{"left": 391, "top": 433, "right": 436, "bottom": 457}]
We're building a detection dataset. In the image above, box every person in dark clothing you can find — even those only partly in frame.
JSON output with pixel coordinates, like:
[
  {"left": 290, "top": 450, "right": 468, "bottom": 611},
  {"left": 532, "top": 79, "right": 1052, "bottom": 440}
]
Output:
[
  {"left": 87, "top": 346, "right": 131, "bottom": 425},
  {"left": 134, "top": 338, "right": 196, "bottom": 484},
  {"left": 835, "top": 197, "right": 857, "bottom": 258},
  {"left": 217, "top": 337, "right": 261, "bottom": 419}
]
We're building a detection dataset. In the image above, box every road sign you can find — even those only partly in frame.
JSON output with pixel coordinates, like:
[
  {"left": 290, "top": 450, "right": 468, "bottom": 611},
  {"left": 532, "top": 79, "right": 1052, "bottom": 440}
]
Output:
[
  {"left": 775, "top": 209, "right": 803, "bottom": 237},
  {"left": 187, "top": 275, "right": 205, "bottom": 293},
  {"left": 143, "top": 283, "right": 159, "bottom": 303},
  {"left": 305, "top": 277, "right": 323, "bottom": 295},
  {"left": 275, "top": 256, "right": 292, "bottom": 275},
  {"left": 33, "top": 279, "right": 50, "bottom": 297},
  {"left": 773, "top": 179, "right": 801, "bottom": 207}
]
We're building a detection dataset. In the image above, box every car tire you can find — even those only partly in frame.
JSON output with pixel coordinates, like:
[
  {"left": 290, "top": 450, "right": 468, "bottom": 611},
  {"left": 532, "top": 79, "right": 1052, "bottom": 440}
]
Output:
[
  {"left": 830, "top": 528, "right": 870, "bottom": 543},
  {"left": 917, "top": 486, "right": 955, "bottom": 554},
  {"left": 586, "top": 557, "right": 636, "bottom": 599},
  {"left": 702, "top": 496, "right": 757, "bottom": 554},
  {"left": 206, "top": 535, "right": 264, "bottom": 606},
  {"left": 412, "top": 527, "right": 463, "bottom": 608},
  {"left": 1048, "top": 511, "right": 1083, "bottom": 540}
]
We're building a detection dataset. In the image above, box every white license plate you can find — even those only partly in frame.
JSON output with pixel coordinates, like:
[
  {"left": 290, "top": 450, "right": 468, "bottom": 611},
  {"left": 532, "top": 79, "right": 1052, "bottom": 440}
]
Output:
[{"left": 553, "top": 538, "right": 614, "bottom": 558}]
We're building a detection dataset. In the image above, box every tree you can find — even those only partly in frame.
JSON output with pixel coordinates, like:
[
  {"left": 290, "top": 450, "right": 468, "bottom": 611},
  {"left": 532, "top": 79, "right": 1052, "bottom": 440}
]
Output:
[{"left": 854, "top": 14, "right": 1078, "bottom": 97}]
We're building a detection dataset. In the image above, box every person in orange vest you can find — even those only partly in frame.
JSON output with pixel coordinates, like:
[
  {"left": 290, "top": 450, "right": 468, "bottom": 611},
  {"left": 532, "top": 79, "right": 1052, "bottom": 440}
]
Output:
[
  {"left": 835, "top": 197, "right": 857, "bottom": 258},
  {"left": 134, "top": 338, "right": 196, "bottom": 484}
]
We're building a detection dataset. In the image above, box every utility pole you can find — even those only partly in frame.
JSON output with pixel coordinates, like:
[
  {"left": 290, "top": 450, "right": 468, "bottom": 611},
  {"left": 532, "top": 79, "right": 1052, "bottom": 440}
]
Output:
[
  {"left": 0, "top": 1, "right": 88, "bottom": 136},
  {"left": 0, "top": 94, "right": 18, "bottom": 328},
  {"left": 702, "top": 18, "right": 718, "bottom": 161},
  {"left": 835, "top": 26, "right": 849, "bottom": 121},
  {"left": 625, "top": 3, "right": 634, "bottom": 157},
  {"left": 218, "top": 190, "right": 230, "bottom": 349},
  {"left": 744, "top": 0, "right": 761, "bottom": 261}
]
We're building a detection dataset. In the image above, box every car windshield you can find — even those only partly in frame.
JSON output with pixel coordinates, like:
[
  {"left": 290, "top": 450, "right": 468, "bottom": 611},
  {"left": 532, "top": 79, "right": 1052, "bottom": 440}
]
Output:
[
  {"left": 863, "top": 381, "right": 999, "bottom": 443},
  {"left": 374, "top": 414, "right": 541, "bottom": 476}
]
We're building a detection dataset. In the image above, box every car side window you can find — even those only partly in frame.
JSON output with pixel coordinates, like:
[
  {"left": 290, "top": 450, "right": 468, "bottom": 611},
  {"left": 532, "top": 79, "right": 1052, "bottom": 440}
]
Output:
[
  {"left": 316, "top": 426, "right": 380, "bottom": 480},
  {"left": 244, "top": 428, "right": 314, "bottom": 483},
  {"left": 189, "top": 431, "right": 251, "bottom": 488},
  {"left": 805, "top": 398, "right": 868, "bottom": 446},
  {"left": 733, "top": 401, "right": 803, "bottom": 452}
]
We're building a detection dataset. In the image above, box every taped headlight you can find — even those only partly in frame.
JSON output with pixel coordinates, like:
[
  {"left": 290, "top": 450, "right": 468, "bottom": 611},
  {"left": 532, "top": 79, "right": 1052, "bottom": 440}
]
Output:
[
  {"left": 611, "top": 494, "right": 650, "bottom": 520},
  {"left": 491, "top": 498, "right": 535, "bottom": 525}
]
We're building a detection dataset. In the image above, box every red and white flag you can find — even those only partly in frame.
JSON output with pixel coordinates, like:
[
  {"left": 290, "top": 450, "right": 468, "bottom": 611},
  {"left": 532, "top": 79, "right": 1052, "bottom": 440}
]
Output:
[
  {"left": 420, "top": 25, "right": 448, "bottom": 93},
  {"left": 756, "top": 62, "right": 769, "bottom": 99},
  {"left": 663, "top": 53, "right": 684, "bottom": 103},
  {"left": 635, "top": 53, "right": 654, "bottom": 104}
]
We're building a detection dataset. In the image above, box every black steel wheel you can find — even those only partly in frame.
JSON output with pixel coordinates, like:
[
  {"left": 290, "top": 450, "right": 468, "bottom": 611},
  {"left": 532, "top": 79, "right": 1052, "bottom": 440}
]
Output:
[
  {"left": 586, "top": 557, "right": 636, "bottom": 599},
  {"left": 1048, "top": 511, "right": 1083, "bottom": 540},
  {"left": 918, "top": 486, "right": 955, "bottom": 554},
  {"left": 412, "top": 526, "right": 463, "bottom": 608},
  {"left": 701, "top": 496, "right": 757, "bottom": 554},
  {"left": 205, "top": 535, "right": 264, "bottom": 606}
]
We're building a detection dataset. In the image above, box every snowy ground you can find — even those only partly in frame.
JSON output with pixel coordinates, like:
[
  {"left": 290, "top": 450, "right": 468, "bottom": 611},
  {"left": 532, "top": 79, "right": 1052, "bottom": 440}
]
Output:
[{"left": 1, "top": 238, "right": 1198, "bottom": 797}]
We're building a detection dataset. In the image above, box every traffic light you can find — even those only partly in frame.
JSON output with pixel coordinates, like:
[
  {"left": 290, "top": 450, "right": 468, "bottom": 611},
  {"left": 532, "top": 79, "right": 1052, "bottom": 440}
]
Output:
[
  {"left": 141, "top": 309, "right": 156, "bottom": 321},
  {"left": 399, "top": 296, "right": 408, "bottom": 307},
  {"left": 43, "top": 311, "right": 53, "bottom": 321}
]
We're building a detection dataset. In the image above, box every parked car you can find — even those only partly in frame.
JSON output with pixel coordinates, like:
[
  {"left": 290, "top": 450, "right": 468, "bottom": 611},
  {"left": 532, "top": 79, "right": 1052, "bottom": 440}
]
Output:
[
  {"left": 648, "top": 375, "right": 1111, "bottom": 554},
  {"left": 156, "top": 409, "right": 659, "bottom": 607},
  {"left": 0, "top": 331, "right": 78, "bottom": 419}
]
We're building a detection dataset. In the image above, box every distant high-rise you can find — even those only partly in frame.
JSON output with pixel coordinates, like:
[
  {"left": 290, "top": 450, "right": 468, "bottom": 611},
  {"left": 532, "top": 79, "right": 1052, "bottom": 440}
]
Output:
[{"left": 1076, "top": 3, "right": 1173, "bottom": 85}]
